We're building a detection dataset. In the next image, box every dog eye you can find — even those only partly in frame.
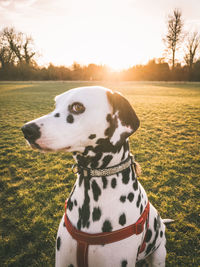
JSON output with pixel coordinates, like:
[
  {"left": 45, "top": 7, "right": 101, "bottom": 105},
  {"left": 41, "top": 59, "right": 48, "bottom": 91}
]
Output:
[{"left": 69, "top": 102, "right": 85, "bottom": 114}]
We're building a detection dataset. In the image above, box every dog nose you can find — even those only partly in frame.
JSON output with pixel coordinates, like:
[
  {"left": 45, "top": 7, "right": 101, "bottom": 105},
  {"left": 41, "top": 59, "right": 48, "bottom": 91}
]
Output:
[{"left": 21, "top": 123, "right": 41, "bottom": 143}]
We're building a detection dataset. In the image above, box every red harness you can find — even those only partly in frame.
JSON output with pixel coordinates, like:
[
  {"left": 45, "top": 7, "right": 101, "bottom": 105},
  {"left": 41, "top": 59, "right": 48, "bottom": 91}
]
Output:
[{"left": 64, "top": 200, "right": 150, "bottom": 267}]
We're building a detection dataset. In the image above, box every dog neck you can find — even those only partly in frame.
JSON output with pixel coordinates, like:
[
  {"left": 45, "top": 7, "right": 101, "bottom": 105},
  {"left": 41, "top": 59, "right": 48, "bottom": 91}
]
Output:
[
  {"left": 66, "top": 139, "right": 148, "bottom": 233},
  {"left": 73, "top": 139, "right": 130, "bottom": 169}
]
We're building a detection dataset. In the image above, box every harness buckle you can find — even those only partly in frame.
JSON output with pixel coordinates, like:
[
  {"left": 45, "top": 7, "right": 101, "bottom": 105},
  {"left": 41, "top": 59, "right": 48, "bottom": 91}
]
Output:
[{"left": 135, "top": 217, "right": 144, "bottom": 235}]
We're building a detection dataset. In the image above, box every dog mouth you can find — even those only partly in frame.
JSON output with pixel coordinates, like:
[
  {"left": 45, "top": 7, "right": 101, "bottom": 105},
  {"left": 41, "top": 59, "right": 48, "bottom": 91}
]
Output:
[
  {"left": 29, "top": 142, "right": 42, "bottom": 150},
  {"left": 22, "top": 123, "right": 72, "bottom": 152},
  {"left": 29, "top": 142, "right": 71, "bottom": 152}
]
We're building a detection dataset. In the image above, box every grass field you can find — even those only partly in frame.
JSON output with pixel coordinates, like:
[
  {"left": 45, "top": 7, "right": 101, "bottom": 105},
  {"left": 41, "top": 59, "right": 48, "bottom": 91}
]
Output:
[{"left": 0, "top": 81, "right": 199, "bottom": 267}]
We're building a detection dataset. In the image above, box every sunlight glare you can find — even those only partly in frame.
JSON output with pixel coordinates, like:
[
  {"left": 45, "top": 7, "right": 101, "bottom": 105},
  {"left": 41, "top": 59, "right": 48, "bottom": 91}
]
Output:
[{"left": 34, "top": 0, "right": 164, "bottom": 70}]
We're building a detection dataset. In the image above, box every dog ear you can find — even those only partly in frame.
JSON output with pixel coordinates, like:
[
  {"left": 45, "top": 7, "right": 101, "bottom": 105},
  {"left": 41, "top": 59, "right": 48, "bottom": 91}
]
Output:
[{"left": 107, "top": 91, "right": 140, "bottom": 136}]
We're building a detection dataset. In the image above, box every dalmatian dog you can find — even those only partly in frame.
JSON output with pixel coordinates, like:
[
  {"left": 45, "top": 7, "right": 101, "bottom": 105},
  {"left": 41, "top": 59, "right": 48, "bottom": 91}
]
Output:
[{"left": 22, "top": 86, "right": 172, "bottom": 267}]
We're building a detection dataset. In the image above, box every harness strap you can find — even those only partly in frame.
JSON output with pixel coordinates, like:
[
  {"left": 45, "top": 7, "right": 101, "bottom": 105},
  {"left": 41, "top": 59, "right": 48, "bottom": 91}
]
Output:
[
  {"left": 77, "top": 241, "right": 88, "bottom": 267},
  {"left": 64, "top": 201, "right": 150, "bottom": 267}
]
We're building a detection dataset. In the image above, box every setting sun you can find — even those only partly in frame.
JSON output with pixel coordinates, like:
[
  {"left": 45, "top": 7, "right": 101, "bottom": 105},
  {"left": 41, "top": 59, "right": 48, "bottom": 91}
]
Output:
[{"left": 35, "top": 0, "right": 166, "bottom": 70}]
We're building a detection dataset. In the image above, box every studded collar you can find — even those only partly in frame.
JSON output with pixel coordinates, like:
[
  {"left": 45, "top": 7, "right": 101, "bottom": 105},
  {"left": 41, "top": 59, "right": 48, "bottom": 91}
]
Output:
[{"left": 72, "top": 155, "right": 134, "bottom": 177}]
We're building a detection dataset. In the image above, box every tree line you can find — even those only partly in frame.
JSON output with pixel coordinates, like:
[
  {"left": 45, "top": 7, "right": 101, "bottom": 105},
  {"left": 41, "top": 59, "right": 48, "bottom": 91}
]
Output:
[{"left": 0, "top": 9, "right": 200, "bottom": 81}]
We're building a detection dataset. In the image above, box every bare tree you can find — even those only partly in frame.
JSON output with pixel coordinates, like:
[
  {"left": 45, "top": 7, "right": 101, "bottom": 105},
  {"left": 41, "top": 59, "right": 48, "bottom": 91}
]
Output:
[
  {"left": 184, "top": 31, "right": 200, "bottom": 79},
  {"left": 163, "top": 9, "right": 183, "bottom": 69},
  {"left": 0, "top": 27, "right": 36, "bottom": 66},
  {"left": 3, "top": 27, "right": 23, "bottom": 63},
  {"left": 0, "top": 40, "right": 12, "bottom": 68},
  {"left": 23, "top": 36, "right": 36, "bottom": 64},
  {"left": 0, "top": 28, "right": 15, "bottom": 68}
]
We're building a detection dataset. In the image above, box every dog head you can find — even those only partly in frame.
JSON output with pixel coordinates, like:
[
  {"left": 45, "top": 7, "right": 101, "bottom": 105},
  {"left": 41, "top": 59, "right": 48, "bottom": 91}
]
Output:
[{"left": 22, "top": 86, "right": 139, "bottom": 153}]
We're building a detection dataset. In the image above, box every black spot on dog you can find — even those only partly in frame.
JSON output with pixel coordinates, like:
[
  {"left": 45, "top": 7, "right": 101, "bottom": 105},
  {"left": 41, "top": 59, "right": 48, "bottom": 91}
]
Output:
[
  {"left": 81, "top": 182, "right": 90, "bottom": 228},
  {"left": 78, "top": 199, "right": 91, "bottom": 229},
  {"left": 89, "top": 134, "right": 96, "bottom": 139},
  {"left": 54, "top": 113, "right": 60, "bottom": 117},
  {"left": 133, "top": 179, "right": 138, "bottom": 191},
  {"left": 76, "top": 147, "right": 103, "bottom": 169},
  {"left": 120, "top": 195, "right": 126, "bottom": 203},
  {"left": 140, "top": 204, "right": 143, "bottom": 214},
  {"left": 136, "top": 194, "right": 141, "bottom": 208},
  {"left": 104, "top": 114, "right": 118, "bottom": 138},
  {"left": 92, "top": 207, "right": 101, "bottom": 222},
  {"left": 100, "top": 155, "right": 113, "bottom": 168},
  {"left": 160, "top": 230, "right": 163, "bottom": 237},
  {"left": 87, "top": 221, "right": 90, "bottom": 228},
  {"left": 91, "top": 152, "right": 102, "bottom": 169},
  {"left": 67, "top": 198, "right": 73, "bottom": 211},
  {"left": 122, "top": 167, "right": 130, "bottom": 184},
  {"left": 121, "top": 260, "right": 128, "bottom": 267},
  {"left": 146, "top": 243, "right": 153, "bottom": 255},
  {"left": 145, "top": 229, "right": 152, "bottom": 243},
  {"left": 102, "top": 220, "right": 113, "bottom": 232},
  {"left": 78, "top": 174, "right": 91, "bottom": 229},
  {"left": 79, "top": 173, "right": 84, "bottom": 187},
  {"left": 92, "top": 180, "right": 101, "bottom": 201},
  {"left": 154, "top": 217, "right": 157, "bottom": 231},
  {"left": 111, "top": 178, "right": 117, "bottom": 188},
  {"left": 74, "top": 199, "right": 77, "bottom": 206},
  {"left": 127, "top": 192, "right": 134, "bottom": 202},
  {"left": 77, "top": 219, "right": 81, "bottom": 230},
  {"left": 67, "top": 114, "right": 74, "bottom": 123},
  {"left": 102, "top": 176, "right": 108, "bottom": 189},
  {"left": 57, "top": 236, "right": 61, "bottom": 251},
  {"left": 95, "top": 135, "right": 124, "bottom": 156},
  {"left": 119, "top": 213, "right": 126, "bottom": 226},
  {"left": 145, "top": 230, "right": 159, "bottom": 256}
]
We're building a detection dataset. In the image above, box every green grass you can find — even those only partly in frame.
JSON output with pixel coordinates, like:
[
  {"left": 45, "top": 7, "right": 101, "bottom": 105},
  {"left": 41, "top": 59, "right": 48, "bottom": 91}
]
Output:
[{"left": 0, "top": 81, "right": 199, "bottom": 266}]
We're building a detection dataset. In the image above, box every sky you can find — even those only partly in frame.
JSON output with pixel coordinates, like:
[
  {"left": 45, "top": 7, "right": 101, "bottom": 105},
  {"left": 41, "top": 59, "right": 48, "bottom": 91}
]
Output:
[{"left": 0, "top": 0, "right": 200, "bottom": 70}]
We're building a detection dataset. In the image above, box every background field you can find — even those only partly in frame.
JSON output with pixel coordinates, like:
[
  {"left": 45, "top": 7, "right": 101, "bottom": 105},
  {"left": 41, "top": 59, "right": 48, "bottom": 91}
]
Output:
[{"left": 0, "top": 81, "right": 199, "bottom": 267}]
